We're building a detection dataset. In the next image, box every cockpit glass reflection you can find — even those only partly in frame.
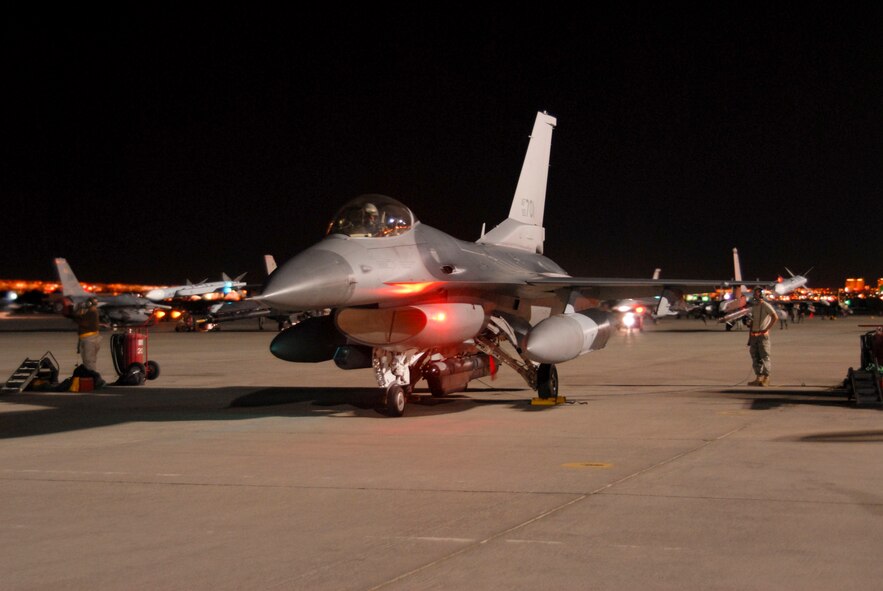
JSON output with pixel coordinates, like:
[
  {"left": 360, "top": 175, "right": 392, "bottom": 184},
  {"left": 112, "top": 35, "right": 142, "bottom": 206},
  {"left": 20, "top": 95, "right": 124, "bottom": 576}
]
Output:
[{"left": 326, "top": 195, "right": 416, "bottom": 238}]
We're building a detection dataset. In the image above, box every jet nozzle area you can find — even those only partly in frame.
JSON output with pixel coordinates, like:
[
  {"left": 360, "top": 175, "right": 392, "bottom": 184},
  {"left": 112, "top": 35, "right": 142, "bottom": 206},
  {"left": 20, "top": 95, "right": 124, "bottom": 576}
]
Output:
[{"left": 260, "top": 249, "right": 355, "bottom": 311}]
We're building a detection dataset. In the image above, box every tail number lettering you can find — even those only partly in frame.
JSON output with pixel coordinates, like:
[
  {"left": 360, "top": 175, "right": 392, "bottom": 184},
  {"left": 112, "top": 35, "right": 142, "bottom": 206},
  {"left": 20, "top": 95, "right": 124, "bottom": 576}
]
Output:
[{"left": 521, "top": 199, "right": 535, "bottom": 219}]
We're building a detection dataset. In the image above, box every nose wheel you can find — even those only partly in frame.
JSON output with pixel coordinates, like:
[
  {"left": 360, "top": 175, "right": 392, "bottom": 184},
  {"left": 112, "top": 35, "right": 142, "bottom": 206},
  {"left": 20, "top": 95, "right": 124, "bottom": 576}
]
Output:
[{"left": 384, "top": 384, "right": 408, "bottom": 417}]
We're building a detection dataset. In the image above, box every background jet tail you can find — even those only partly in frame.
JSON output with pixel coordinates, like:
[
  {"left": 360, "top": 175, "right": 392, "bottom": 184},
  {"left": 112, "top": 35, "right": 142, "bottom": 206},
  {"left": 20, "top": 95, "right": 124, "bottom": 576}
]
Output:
[
  {"left": 732, "top": 247, "right": 743, "bottom": 283},
  {"left": 264, "top": 254, "right": 277, "bottom": 275},
  {"left": 477, "top": 111, "right": 557, "bottom": 254},
  {"left": 54, "top": 258, "right": 89, "bottom": 297}
]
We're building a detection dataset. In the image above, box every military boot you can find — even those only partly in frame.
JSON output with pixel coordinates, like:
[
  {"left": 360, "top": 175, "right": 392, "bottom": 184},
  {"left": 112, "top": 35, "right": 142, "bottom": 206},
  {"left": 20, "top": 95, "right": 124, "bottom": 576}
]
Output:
[
  {"left": 748, "top": 375, "right": 763, "bottom": 386},
  {"left": 759, "top": 375, "right": 770, "bottom": 387}
]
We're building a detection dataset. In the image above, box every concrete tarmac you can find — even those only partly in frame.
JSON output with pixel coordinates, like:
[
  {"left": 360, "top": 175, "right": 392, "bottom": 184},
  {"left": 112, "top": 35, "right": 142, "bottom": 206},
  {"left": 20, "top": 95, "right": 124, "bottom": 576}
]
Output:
[{"left": 1, "top": 313, "right": 882, "bottom": 590}]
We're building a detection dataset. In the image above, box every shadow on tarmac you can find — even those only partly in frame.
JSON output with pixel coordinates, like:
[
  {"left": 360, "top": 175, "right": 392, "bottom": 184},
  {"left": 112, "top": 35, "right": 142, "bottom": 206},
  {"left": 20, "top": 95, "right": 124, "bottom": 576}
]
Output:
[
  {"left": 232, "top": 386, "right": 552, "bottom": 414},
  {"left": 0, "top": 385, "right": 544, "bottom": 439},
  {"left": 719, "top": 387, "right": 880, "bottom": 412},
  {"left": 793, "top": 430, "right": 883, "bottom": 443}
]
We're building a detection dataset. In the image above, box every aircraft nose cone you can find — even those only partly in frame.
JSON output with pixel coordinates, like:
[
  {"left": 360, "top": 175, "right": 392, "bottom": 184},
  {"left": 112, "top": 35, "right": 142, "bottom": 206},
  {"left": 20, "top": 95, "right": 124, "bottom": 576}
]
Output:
[{"left": 260, "top": 249, "right": 355, "bottom": 310}]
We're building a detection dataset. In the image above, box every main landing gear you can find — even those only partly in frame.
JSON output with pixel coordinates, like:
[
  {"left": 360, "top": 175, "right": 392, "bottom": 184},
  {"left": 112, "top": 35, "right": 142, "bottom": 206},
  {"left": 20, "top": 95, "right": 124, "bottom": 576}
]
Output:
[
  {"left": 536, "top": 363, "right": 559, "bottom": 399},
  {"left": 474, "top": 316, "right": 562, "bottom": 403},
  {"left": 369, "top": 315, "right": 564, "bottom": 417}
]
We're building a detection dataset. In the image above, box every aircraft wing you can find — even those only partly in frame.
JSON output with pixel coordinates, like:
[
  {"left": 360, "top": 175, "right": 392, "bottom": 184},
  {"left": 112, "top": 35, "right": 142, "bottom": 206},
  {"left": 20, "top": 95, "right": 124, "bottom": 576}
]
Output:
[
  {"left": 525, "top": 277, "right": 735, "bottom": 289},
  {"left": 370, "top": 277, "right": 735, "bottom": 304},
  {"left": 520, "top": 277, "right": 736, "bottom": 301},
  {"left": 376, "top": 277, "right": 734, "bottom": 315}
]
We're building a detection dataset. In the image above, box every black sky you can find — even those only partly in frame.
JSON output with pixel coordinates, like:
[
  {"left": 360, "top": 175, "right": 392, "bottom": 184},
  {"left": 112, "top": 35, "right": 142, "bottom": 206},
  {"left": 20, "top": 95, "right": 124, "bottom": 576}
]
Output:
[{"left": 3, "top": 7, "right": 882, "bottom": 288}]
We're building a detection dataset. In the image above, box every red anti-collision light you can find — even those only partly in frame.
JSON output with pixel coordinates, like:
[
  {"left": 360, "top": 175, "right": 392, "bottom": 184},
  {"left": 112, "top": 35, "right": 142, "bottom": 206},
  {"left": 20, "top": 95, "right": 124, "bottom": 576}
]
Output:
[{"left": 384, "top": 282, "right": 437, "bottom": 295}]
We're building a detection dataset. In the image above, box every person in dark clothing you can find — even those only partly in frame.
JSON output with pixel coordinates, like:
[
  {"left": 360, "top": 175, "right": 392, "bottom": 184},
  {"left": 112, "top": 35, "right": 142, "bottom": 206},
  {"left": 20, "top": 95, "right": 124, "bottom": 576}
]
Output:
[{"left": 71, "top": 297, "right": 105, "bottom": 386}]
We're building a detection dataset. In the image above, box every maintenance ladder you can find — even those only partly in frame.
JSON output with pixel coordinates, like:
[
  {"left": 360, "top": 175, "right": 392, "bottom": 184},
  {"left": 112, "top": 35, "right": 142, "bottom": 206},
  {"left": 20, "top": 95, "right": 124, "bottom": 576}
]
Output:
[
  {"left": 2, "top": 351, "right": 59, "bottom": 393},
  {"left": 845, "top": 328, "right": 883, "bottom": 407},
  {"left": 847, "top": 368, "right": 883, "bottom": 407}
]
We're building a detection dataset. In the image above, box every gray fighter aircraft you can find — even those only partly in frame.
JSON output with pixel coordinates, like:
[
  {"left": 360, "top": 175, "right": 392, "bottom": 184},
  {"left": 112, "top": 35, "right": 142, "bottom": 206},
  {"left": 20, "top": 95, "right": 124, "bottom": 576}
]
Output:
[
  {"left": 197, "top": 255, "right": 306, "bottom": 331},
  {"left": 718, "top": 248, "right": 810, "bottom": 328},
  {"left": 258, "top": 112, "right": 735, "bottom": 416},
  {"left": 144, "top": 273, "right": 248, "bottom": 301},
  {"left": 54, "top": 258, "right": 169, "bottom": 327}
]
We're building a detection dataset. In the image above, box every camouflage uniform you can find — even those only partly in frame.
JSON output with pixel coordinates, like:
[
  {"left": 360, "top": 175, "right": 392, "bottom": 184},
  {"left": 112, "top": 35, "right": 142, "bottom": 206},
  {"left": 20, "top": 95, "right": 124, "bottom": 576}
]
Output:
[{"left": 747, "top": 295, "right": 778, "bottom": 385}]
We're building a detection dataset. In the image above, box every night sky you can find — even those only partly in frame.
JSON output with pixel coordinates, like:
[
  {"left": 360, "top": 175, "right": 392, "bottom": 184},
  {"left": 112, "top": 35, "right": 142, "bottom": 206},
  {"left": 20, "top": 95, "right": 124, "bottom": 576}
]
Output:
[{"left": 3, "top": 7, "right": 882, "bottom": 288}]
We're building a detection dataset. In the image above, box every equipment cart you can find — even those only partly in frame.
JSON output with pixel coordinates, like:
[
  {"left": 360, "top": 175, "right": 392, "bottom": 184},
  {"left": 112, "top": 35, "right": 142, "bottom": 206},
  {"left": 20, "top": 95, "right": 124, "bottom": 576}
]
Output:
[{"left": 110, "top": 328, "right": 160, "bottom": 383}]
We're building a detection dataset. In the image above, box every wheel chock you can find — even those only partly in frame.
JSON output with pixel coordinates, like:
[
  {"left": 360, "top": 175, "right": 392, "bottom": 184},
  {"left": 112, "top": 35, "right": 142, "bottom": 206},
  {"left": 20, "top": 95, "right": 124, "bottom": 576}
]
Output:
[{"left": 531, "top": 396, "right": 567, "bottom": 406}]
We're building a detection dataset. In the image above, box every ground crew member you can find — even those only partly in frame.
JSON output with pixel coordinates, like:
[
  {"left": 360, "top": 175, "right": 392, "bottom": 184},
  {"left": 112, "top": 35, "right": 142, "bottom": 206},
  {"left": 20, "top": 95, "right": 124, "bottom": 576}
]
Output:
[
  {"left": 73, "top": 297, "right": 102, "bottom": 373},
  {"left": 747, "top": 287, "right": 778, "bottom": 386}
]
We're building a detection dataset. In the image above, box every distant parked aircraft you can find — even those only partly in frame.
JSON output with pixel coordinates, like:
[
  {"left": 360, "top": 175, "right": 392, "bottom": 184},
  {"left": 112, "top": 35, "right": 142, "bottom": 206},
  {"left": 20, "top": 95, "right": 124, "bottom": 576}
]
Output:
[
  {"left": 144, "top": 273, "right": 247, "bottom": 301},
  {"left": 54, "top": 258, "right": 169, "bottom": 327}
]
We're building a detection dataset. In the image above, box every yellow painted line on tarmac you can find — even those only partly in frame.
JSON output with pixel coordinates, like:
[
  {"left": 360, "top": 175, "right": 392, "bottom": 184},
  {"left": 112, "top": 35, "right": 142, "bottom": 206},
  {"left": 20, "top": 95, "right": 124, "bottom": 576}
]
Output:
[{"left": 562, "top": 462, "right": 613, "bottom": 469}]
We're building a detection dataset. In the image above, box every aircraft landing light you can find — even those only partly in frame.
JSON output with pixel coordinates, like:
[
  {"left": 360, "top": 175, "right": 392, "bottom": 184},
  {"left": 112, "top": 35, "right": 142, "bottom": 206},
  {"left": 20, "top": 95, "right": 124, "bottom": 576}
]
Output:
[
  {"left": 531, "top": 396, "right": 567, "bottom": 406},
  {"left": 561, "top": 462, "right": 613, "bottom": 469}
]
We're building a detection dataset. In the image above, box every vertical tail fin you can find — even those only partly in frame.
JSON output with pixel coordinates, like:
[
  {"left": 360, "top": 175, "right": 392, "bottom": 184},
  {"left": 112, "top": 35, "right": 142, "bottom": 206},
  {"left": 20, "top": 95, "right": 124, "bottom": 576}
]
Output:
[
  {"left": 729, "top": 248, "right": 746, "bottom": 308},
  {"left": 732, "top": 248, "right": 743, "bottom": 283},
  {"left": 264, "top": 254, "right": 277, "bottom": 275},
  {"left": 477, "top": 111, "right": 557, "bottom": 253},
  {"left": 54, "top": 258, "right": 89, "bottom": 297},
  {"left": 508, "top": 111, "right": 557, "bottom": 227}
]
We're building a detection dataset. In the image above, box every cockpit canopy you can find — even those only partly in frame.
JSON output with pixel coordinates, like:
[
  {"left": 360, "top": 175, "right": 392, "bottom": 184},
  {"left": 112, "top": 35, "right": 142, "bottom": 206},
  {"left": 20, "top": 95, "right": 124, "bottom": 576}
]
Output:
[{"left": 326, "top": 194, "right": 416, "bottom": 238}]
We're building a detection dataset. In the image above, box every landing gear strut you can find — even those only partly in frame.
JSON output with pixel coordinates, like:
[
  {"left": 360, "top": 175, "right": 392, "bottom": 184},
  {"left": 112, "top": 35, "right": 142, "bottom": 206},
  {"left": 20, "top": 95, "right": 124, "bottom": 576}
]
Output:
[
  {"left": 372, "top": 348, "right": 423, "bottom": 417},
  {"left": 475, "top": 316, "right": 564, "bottom": 404}
]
